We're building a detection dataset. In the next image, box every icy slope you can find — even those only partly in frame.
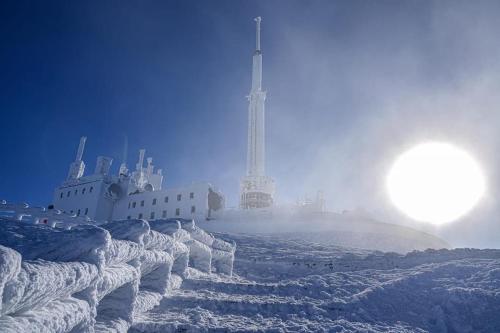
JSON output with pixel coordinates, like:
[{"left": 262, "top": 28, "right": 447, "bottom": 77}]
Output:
[{"left": 132, "top": 233, "right": 500, "bottom": 333}]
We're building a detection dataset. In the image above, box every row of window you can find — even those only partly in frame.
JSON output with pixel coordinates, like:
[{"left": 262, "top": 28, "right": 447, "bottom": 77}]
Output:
[
  {"left": 127, "top": 206, "right": 196, "bottom": 220},
  {"left": 65, "top": 208, "right": 89, "bottom": 216},
  {"left": 127, "top": 192, "right": 195, "bottom": 209},
  {"left": 60, "top": 186, "right": 94, "bottom": 199}
]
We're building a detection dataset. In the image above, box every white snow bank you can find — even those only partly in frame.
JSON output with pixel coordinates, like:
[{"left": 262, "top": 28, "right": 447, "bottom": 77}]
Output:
[
  {"left": 131, "top": 232, "right": 500, "bottom": 333},
  {"left": 0, "top": 297, "right": 92, "bottom": 333},
  {"left": 185, "top": 239, "right": 212, "bottom": 273},
  {"left": 2, "top": 260, "right": 98, "bottom": 316},
  {"left": 0, "top": 205, "right": 234, "bottom": 333},
  {"left": 0, "top": 220, "right": 110, "bottom": 270}
]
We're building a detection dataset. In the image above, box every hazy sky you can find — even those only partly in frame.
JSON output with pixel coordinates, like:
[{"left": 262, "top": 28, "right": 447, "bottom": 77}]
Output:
[{"left": 1, "top": 1, "right": 500, "bottom": 247}]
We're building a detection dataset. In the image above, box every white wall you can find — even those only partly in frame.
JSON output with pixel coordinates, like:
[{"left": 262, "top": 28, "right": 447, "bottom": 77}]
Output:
[
  {"left": 112, "top": 182, "right": 213, "bottom": 221},
  {"left": 52, "top": 176, "right": 115, "bottom": 221},
  {"left": 53, "top": 179, "right": 103, "bottom": 218}
]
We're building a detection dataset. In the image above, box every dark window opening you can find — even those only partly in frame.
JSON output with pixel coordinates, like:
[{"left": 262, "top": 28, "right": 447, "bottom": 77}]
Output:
[
  {"left": 162, "top": 210, "right": 167, "bottom": 218},
  {"left": 150, "top": 212, "right": 155, "bottom": 219},
  {"left": 152, "top": 198, "right": 157, "bottom": 205},
  {"left": 190, "top": 192, "right": 194, "bottom": 199},
  {"left": 175, "top": 208, "right": 180, "bottom": 216},
  {"left": 177, "top": 194, "right": 182, "bottom": 201},
  {"left": 164, "top": 196, "right": 169, "bottom": 203},
  {"left": 191, "top": 206, "right": 196, "bottom": 213}
]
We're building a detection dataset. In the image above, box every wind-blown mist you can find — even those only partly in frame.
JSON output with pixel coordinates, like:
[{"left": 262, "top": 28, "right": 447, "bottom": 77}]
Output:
[
  {"left": 1, "top": 1, "right": 499, "bottom": 248},
  {"left": 258, "top": 1, "right": 500, "bottom": 248}
]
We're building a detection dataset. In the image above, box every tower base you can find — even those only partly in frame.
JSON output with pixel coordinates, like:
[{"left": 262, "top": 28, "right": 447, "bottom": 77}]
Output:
[{"left": 239, "top": 175, "right": 275, "bottom": 209}]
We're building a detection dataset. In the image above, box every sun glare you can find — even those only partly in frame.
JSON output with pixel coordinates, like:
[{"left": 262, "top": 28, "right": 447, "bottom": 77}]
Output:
[{"left": 387, "top": 142, "right": 486, "bottom": 225}]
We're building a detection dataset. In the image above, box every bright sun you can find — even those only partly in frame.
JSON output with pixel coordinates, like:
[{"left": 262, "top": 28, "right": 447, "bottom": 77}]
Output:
[{"left": 387, "top": 142, "right": 486, "bottom": 225}]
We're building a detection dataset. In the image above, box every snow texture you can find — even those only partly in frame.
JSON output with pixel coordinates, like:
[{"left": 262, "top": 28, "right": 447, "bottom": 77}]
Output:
[
  {"left": 1, "top": 203, "right": 500, "bottom": 332},
  {"left": 0, "top": 208, "right": 235, "bottom": 333},
  {"left": 130, "top": 233, "right": 500, "bottom": 333}
]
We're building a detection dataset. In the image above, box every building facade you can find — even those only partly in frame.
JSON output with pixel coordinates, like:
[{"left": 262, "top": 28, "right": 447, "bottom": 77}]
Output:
[{"left": 53, "top": 137, "right": 224, "bottom": 222}]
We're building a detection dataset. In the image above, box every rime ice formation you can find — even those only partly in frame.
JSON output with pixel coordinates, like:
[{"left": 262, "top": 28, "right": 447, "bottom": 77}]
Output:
[
  {"left": 240, "top": 17, "right": 276, "bottom": 209},
  {"left": 0, "top": 201, "right": 235, "bottom": 333},
  {"left": 131, "top": 234, "right": 500, "bottom": 333},
  {"left": 1, "top": 201, "right": 500, "bottom": 332},
  {"left": 53, "top": 136, "right": 225, "bottom": 223}
]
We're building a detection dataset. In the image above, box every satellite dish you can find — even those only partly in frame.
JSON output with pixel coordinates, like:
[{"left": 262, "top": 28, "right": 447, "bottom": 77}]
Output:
[
  {"left": 144, "top": 183, "right": 154, "bottom": 192},
  {"left": 107, "top": 183, "right": 123, "bottom": 200},
  {"left": 208, "top": 188, "right": 223, "bottom": 211}
]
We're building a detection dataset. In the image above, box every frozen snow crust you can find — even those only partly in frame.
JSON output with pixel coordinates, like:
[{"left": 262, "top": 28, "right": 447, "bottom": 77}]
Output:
[
  {"left": 131, "top": 233, "right": 500, "bottom": 333},
  {"left": 1, "top": 202, "right": 500, "bottom": 332},
  {"left": 0, "top": 205, "right": 235, "bottom": 333}
]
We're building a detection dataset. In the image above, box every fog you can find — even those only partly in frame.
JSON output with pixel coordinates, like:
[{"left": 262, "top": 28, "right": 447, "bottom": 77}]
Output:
[
  {"left": 226, "top": 1, "right": 500, "bottom": 248},
  {"left": 2, "top": 1, "right": 500, "bottom": 248}
]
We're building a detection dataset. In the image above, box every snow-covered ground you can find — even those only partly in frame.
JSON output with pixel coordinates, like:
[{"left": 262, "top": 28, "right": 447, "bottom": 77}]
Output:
[
  {"left": 0, "top": 203, "right": 499, "bottom": 332},
  {"left": 132, "top": 232, "right": 500, "bottom": 332},
  {"left": 0, "top": 205, "right": 235, "bottom": 333},
  {"left": 198, "top": 211, "right": 449, "bottom": 253}
]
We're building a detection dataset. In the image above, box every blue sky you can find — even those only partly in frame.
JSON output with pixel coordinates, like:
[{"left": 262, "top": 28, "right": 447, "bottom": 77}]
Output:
[{"left": 1, "top": 1, "right": 500, "bottom": 247}]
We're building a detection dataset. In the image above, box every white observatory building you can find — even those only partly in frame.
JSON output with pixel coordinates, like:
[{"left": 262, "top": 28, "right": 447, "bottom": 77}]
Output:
[
  {"left": 52, "top": 137, "right": 225, "bottom": 222},
  {"left": 239, "top": 17, "right": 276, "bottom": 210}
]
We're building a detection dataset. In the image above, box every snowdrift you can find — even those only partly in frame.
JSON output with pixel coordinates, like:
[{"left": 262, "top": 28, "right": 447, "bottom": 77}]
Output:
[
  {"left": 133, "top": 232, "right": 500, "bottom": 333},
  {"left": 0, "top": 202, "right": 235, "bottom": 333},
  {"left": 200, "top": 210, "right": 449, "bottom": 253}
]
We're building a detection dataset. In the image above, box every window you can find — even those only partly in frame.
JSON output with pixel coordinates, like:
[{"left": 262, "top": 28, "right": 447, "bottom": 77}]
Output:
[
  {"left": 74, "top": 189, "right": 78, "bottom": 195},
  {"left": 190, "top": 192, "right": 194, "bottom": 199},
  {"left": 128, "top": 202, "right": 131, "bottom": 209},
  {"left": 82, "top": 187, "right": 86, "bottom": 194},
  {"left": 84, "top": 208, "right": 88, "bottom": 215},
  {"left": 77, "top": 209, "right": 81, "bottom": 216},
  {"left": 138, "top": 213, "right": 143, "bottom": 219},
  {"left": 89, "top": 186, "right": 93, "bottom": 193},
  {"left": 127, "top": 215, "right": 131, "bottom": 220},
  {"left": 70, "top": 210, "right": 73, "bottom": 214},
  {"left": 162, "top": 210, "right": 167, "bottom": 218},
  {"left": 150, "top": 212, "right": 155, "bottom": 220},
  {"left": 60, "top": 192, "right": 63, "bottom": 199},
  {"left": 152, "top": 198, "right": 157, "bottom": 205},
  {"left": 177, "top": 194, "right": 182, "bottom": 201},
  {"left": 132, "top": 202, "right": 136, "bottom": 208},
  {"left": 175, "top": 208, "right": 180, "bottom": 216},
  {"left": 140, "top": 200, "right": 144, "bottom": 207},
  {"left": 191, "top": 206, "right": 196, "bottom": 213},
  {"left": 67, "top": 191, "right": 70, "bottom": 197},
  {"left": 164, "top": 196, "right": 169, "bottom": 203}
]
